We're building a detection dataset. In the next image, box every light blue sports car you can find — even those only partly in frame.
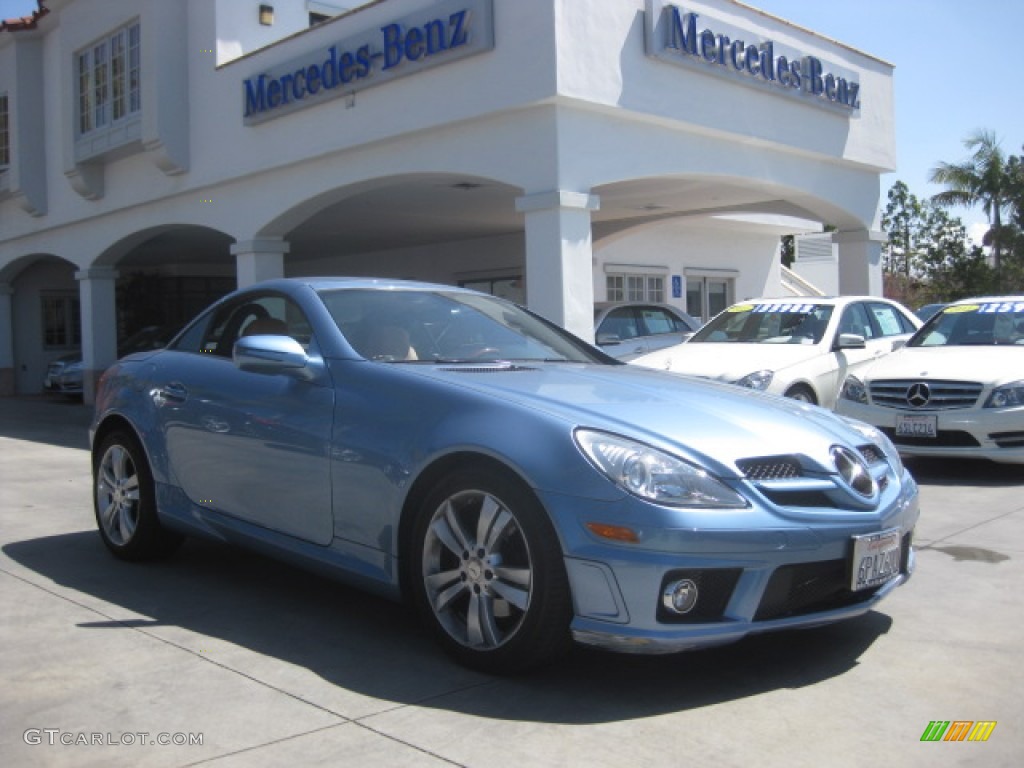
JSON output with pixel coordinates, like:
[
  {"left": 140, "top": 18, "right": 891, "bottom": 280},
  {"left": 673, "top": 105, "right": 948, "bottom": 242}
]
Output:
[{"left": 90, "top": 278, "right": 919, "bottom": 673}]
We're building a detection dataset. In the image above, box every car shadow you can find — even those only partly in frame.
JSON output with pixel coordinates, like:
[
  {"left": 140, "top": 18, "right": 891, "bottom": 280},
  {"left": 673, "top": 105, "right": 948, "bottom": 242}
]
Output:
[
  {"left": 4, "top": 529, "right": 893, "bottom": 724},
  {"left": 0, "top": 396, "right": 92, "bottom": 451},
  {"left": 904, "top": 456, "right": 1023, "bottom": 487}
]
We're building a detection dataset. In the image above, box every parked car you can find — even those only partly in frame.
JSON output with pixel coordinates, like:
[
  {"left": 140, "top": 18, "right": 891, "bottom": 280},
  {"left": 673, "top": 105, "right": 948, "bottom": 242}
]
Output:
[
  {"left": 43, "top": 352, "right": 86, "bottom": 396},
  {"left": 837, "top": 297, "right": 1024, "bottom": 464},
  {"left": 91, "top": 278, "right": 918, "bottom": 673},
  {"left": 594, "top": 302, "right": 701, "bottom": 360},
  {"left": 43, "top": 325, "right": 180, "bottom": 397},
  {"left": 631, "top": 296, "right": 921, "bottom": 409}
]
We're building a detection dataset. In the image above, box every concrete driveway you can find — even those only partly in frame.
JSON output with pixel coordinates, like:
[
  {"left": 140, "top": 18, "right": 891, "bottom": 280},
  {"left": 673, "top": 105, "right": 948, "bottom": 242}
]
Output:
[{"left": 1, "top": 396, "right": 1021, "bottom": 767}]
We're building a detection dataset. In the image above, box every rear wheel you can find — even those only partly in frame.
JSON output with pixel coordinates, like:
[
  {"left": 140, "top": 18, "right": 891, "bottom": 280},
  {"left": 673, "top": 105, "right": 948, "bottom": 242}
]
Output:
[
  {"left": 409, "top": 466, "right": 572, "bottom": 673},
  {"left": 93, "top": 430, "right": 182, "bottom": 560}
]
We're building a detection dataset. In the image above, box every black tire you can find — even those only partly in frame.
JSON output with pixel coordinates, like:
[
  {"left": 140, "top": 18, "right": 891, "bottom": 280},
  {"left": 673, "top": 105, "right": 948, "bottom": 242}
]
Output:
[
  {"left": 409, "top": 466, "right": 572, "bottom": 674},
  {"left": 784, "top": 384, "right": 818, "bottom": 404},
  {"left": 93, "top": 430, "right": 183, "bottom": 560}
]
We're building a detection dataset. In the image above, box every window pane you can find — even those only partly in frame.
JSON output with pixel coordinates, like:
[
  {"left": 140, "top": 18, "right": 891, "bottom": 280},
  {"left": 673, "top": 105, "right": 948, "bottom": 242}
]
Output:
[
  {"left": 647, "top": 276, "right": 664, "bottom": 303},
  {"left": 708, "top": 280, "right": 729, "bottom": 317},
  {"left": 686, "top": 278, "right": 703, "bottom": 319},
  {"left": 606, "top": 275, "right": 623, "bottom": 302},
  {"left": 93, "top": 42, "right": 109, "bottom": 128},
  {"left": 78, "top": 53, "right": 93, "bottom": 133},
  {"left": 111, "top": 31, "right": 126, "bottom": 120},
  {"left": 128, "top": 24, "right": 141, "bottom": 113}
]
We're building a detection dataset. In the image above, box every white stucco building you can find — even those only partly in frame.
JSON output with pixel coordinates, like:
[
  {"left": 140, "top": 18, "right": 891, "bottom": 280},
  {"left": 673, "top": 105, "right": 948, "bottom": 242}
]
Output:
[{"left": 0, "top": 0, "right": 895, "bottom": 401}]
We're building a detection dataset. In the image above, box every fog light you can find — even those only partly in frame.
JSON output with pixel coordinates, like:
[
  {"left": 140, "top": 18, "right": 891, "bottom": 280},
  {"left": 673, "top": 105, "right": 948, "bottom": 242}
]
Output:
[{"left": 662, "top": 578, "right": 698, "bottom": 614}]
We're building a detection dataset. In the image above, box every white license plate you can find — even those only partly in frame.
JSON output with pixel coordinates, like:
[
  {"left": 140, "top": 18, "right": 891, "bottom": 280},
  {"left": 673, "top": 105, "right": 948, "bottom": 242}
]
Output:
[
  {"left": 895, "top": 413, "right": 937, "bottom": 438},
  {"left": 850, "top": 528, "right": 902, "bottom": 591}
]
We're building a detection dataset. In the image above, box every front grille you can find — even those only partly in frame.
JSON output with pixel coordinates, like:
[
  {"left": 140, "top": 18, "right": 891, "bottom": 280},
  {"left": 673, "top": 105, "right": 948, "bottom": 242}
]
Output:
[
  {"left": 880, "top": 427, "right": 981, "bottom": 448},
  {"left": 736, "top": 456, "right": 802, "bottom": 480},
  {"left": 869, "top": 379, "right": 983, "bottom": 410},
  {"left": 657, "top": 568, "right": 742, "bottom": 624},
  {"left": 990, "top": 431, "right": 1024, "bottom": 448},
  {"left": 755, "top": 560, "right": 877, "bottom": 621}
]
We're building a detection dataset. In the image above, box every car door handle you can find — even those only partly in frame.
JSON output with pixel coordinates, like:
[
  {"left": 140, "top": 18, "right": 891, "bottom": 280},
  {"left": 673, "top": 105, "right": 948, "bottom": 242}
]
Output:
[{"left": 153, "top": 382, "right": 188, "bottom": 406}]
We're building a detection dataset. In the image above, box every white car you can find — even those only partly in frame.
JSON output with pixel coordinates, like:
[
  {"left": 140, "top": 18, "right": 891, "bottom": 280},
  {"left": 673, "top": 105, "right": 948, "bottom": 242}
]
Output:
[
  {"left": 631, "top": 296, "right": 921, "bottom": 409},
  {"left": 836, "top": 296, "right": 1024, "bottom": 464}
]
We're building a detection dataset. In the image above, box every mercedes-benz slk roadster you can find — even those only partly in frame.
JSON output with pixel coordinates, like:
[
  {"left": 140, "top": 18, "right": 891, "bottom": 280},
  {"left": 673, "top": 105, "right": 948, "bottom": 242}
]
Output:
[{"left": 91, "top": 278, "right": 919, "bottom": 673}]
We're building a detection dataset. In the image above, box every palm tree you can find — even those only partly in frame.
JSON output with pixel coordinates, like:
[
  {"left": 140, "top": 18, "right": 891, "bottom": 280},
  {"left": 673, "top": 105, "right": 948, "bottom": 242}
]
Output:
[{"left": 929, "top": 130, "right": 1011, "bottom": 270}]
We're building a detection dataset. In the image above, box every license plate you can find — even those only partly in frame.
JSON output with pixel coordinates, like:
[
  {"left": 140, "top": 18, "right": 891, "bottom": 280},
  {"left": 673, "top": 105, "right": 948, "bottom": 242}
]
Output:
[
  {"left": 895, "top": 413, "right": 937, "bottom": 438},
  {"left": 850, "top": 528, "right": 902, "bottom": 591}
]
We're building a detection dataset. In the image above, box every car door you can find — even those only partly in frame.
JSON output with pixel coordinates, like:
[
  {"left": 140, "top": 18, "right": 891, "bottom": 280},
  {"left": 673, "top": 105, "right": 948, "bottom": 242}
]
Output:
[
  {"left": 821, "top": 302, "right": 888, "bottom": 408},
  {"left": 152, "top": 293, "right": 335, "bottom": 545},
  {"left": 867, "top": 301, "right": 919, "bottom": 350}
]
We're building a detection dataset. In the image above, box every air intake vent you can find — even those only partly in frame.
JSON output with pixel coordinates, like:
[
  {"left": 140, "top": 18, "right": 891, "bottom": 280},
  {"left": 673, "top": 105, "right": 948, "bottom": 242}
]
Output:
[{"left": 736, "top": 456, "right": 802, "bottom": 480}]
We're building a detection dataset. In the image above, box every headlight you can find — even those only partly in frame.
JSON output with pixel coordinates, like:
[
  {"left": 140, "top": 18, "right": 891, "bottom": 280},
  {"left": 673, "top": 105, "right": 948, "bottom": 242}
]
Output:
[
  {"left": 837, "top": 416, "right": 904, "bottom": 477},
  {"left": 574, "top": 429, "right": 748, "bottom": 508},
  {"left": 734, "top": 370, "right": 773, "bottom": 390},
  {"left": 840, "top": 375, "right": 868, "bottom": 403},
  {"left": 984, "top": 380, "right": 1024, "bottom": 409}
]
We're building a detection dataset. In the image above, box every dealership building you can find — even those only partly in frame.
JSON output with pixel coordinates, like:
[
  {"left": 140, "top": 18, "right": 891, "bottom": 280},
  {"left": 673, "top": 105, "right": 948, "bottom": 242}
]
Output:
[{"left": 0, "top": 0, "right": 895, "bottom": 401}]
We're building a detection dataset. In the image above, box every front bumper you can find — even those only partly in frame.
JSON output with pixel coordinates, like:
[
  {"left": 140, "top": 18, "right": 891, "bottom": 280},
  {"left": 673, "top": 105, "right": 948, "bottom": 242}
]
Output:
[
  {"left": 837, "top": 400, "right": 1024, "bottom": 465},
  {"left": 541, "top": 468, "right": 919, "bottom": 654}
]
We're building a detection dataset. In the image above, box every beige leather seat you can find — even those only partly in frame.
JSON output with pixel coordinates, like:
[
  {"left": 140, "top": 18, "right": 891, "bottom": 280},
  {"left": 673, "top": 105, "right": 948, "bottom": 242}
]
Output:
[
  {"left": 241, "top": 317, "right": 289, "bottom": 337},
  {"left": 363, "top": 326, "right": 418, "bottom": 360}
]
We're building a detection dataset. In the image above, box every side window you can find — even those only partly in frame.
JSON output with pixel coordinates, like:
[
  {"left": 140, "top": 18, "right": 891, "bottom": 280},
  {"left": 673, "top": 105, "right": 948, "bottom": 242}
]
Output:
[
  {"left": 600, "top": 308, "right": 641, "bottom": 341},
  {"left": 639, "top": 308, "right": 676, "bottom": 336},
  {"left": 177, "top": 294, "right": 313, "bottom": 358},
  {"left": 869, "top": 303, "right": 914, "bottom": 337},
  {"left": 839, "top": 304, "right": 874, "bottom": 339}
]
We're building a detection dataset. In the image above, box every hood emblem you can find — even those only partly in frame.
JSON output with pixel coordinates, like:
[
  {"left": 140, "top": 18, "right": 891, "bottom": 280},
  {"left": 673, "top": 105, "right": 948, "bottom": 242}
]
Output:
[
  {"left": 906, "top": 382, "right": 931, "bottom": 408},
  {"left": 831, "top": 446, "right": 877, "bottom": 500}
]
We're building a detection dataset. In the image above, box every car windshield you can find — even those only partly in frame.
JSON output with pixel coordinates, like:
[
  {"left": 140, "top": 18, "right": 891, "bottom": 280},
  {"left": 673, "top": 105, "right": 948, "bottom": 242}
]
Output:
[
  {"left": 909, "top": 301, "right": 1024, "bottom": 347},
  {"left": 689, "top": 302, "right": 833, "bottom": 345},
  {"left": 319, "top": 288, "right": 610, "bottom": 364}
]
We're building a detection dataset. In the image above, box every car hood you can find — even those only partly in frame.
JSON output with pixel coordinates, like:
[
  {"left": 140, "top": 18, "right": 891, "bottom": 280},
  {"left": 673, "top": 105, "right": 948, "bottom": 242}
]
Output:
[
  {"left": 630, "top": 341, "right": 823, "bottom": 381},
  {"left": 401, "top": 362, "right": 866, "bottom": 477},
  {"left": 859, "top": 345, "right": 1024, "bottom": 385}
]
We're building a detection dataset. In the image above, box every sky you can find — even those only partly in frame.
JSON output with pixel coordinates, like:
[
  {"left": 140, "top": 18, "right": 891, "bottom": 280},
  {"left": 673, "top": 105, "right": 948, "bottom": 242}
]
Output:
[{"left": 3, "top": 0, "right": 1021, "bottom": 242}]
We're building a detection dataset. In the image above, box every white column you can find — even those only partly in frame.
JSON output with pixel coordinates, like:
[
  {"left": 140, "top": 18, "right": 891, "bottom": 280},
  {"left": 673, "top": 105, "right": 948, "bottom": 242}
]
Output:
[
  {"left": 835, "top": 229, "right": 887, "bottom": 297},
  {"left": 231, "top": 238, "right": 289, "bottom": 288},
  {"left": 0, "top": 284, "right": 14, "bottom": 396},
  {"left": 515, "top": 190, "right": 600, "bottom": 341},
  {"left": 75, "top": 267, "right": 119, "bottom": 405}
]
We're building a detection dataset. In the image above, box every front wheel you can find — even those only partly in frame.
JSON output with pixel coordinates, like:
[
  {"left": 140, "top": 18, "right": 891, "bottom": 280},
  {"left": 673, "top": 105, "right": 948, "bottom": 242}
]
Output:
[
  {"left": 93, "top": 430, "right": 182, "bottom": 560},
  {"left": 784, "top": 384, "right": 817, "bottom": 404},
  {"left": 409, "top": 466, "right": 572, "bottom": 673}
]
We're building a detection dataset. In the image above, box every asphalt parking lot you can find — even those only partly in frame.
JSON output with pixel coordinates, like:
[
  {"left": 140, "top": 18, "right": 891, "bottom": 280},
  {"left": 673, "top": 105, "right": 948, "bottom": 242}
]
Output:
[{"left": 1, "top": 396, "right": 1022, "bottom": 767}]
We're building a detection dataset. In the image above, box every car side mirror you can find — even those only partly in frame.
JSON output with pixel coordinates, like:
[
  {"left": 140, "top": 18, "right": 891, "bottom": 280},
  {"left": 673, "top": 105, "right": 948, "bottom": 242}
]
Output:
[
  {"left": 596, "top": 332, "right": 621, "bottom": 346},
  {"left": 836, "top": 333, "right": 866, "bottom": 350},
  {"left": 233, "top": 335, "right": 309, "bottom": 375}
]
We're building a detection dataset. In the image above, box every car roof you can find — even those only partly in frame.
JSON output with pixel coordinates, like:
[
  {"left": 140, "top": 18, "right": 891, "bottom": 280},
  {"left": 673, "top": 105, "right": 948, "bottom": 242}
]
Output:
[
  {"left": 948, "top": 295, "right": 1024, "bottom": 305},
  {"left": 736, "top": 296, "right": 895, "bottom": 305},
  {"left": 243, "top": 276, "right": 481, "bottom": 294}
]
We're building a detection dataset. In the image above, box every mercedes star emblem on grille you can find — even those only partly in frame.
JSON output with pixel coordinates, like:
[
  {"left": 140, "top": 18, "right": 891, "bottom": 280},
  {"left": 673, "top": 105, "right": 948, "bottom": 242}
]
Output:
[
  {"left": 906, "top": 382, "right": 931, "bottom": 408},
  {"left": 830, "top": 446, "right": 877, "bottom": 500}
]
